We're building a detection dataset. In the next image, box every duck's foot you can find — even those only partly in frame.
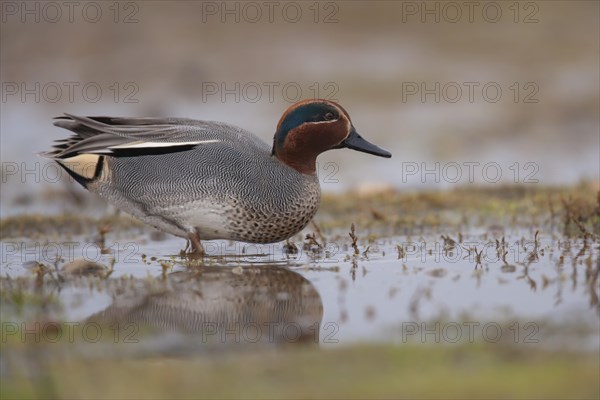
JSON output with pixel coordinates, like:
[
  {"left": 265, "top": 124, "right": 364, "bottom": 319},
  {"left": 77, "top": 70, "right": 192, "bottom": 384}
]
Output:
[{"left": 186, "top": 230, "right": 205, "bottom": 257}]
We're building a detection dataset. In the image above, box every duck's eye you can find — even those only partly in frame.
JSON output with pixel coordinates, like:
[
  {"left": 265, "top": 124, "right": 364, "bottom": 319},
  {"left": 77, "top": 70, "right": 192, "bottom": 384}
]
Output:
[{"left": 324, "top": 112, "right": 336, "bottom": 121}]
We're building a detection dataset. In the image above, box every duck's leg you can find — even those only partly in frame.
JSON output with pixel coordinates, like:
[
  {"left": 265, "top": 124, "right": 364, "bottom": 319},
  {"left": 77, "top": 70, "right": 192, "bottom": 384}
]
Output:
[{"left": 187, "top": 229, "right": 205, "bottom": 256}]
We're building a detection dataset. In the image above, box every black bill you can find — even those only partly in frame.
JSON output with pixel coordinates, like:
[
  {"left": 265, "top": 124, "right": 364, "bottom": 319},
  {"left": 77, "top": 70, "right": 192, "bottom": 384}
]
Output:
[{"left": 342, "top": 127, "right": 392, "bottom": 158}]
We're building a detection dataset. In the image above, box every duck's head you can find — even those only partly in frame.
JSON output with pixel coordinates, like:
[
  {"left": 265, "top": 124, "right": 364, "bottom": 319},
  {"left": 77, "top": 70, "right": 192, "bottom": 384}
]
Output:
[{"left": 272, "top": 99, "right": 391, "bottom": 175}]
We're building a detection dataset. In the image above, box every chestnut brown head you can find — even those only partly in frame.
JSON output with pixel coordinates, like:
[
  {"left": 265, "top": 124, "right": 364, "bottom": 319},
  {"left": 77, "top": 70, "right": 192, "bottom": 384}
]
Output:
[{"left": 272, "top": 99, "right": 391, "bottom": 175}]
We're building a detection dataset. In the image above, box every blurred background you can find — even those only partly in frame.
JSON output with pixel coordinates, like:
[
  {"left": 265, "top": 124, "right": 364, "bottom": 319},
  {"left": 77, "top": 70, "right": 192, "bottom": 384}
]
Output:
[
  {"left": 1, "top": 1, "right": 598, "bottom": 211},
  {"left": 1, "top": 3, "right": 599, "bottom": 398}
]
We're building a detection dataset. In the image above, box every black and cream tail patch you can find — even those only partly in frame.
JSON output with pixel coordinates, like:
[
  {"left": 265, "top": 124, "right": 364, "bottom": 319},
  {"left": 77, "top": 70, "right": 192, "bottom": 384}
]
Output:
[{"left": 55, "top": 154, "right": 104, "bottom": 188}]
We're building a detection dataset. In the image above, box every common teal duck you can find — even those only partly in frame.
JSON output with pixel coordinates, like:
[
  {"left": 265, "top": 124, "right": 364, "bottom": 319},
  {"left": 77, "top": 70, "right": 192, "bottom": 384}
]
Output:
[{"left": 43, "top": 99, "right": 391, "bottom": 254}]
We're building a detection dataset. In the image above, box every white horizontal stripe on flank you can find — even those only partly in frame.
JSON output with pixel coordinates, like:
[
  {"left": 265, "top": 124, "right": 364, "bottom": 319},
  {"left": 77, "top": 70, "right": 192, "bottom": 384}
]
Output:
[{"left": 108, "top": 140, "right": 221, "bottom": 149}]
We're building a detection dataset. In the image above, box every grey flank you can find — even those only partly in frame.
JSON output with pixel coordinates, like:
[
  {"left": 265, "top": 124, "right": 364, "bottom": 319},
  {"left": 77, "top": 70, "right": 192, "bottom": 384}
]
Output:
[{"left": 43, "top": 115, "right": 321, "bottom": 243}]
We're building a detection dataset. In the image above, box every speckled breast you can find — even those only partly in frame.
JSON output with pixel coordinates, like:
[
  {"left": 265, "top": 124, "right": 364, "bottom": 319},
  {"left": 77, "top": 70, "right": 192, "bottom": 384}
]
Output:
[{"left": 225, "top": 177, "right": 321, "bottom": 243}]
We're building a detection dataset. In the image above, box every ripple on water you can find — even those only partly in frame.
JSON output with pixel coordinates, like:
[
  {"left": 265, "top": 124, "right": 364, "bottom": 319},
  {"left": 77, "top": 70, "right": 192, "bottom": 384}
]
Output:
[{"left": 1, "top": 230, "right": 598, "bottom": 354}]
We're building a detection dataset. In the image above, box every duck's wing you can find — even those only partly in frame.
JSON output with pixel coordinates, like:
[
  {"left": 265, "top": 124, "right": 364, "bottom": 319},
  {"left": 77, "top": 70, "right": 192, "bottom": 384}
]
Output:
[{"left": 42, "top": 114, "right": 266, "bottom": 159}]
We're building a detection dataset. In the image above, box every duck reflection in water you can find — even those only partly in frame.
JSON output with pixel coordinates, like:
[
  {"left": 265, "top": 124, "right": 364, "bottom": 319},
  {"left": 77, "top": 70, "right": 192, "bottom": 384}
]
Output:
[{"left": 88, "top": 265, "right": 323, "bottom": 347}]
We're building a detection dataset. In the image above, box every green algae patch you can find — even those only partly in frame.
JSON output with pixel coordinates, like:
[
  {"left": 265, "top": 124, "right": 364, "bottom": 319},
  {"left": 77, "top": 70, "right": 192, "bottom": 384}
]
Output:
[
  {"left": 2, "top": 343, "right": 598, "bottom": 399},
  {"left": 317, "top": 182, "right": 599, "bottom": 236},
  {"left": 0, "top": 213, "right": 145, "bottom": 240},
  {"left": 2, "top": 182, "right": 597, "bottom": 241}
]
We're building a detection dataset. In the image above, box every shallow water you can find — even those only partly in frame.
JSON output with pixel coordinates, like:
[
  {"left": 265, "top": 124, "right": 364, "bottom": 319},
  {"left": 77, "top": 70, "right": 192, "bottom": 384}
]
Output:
[{"left": 2, "top": 228, "right": 598, "bottom": 354}]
